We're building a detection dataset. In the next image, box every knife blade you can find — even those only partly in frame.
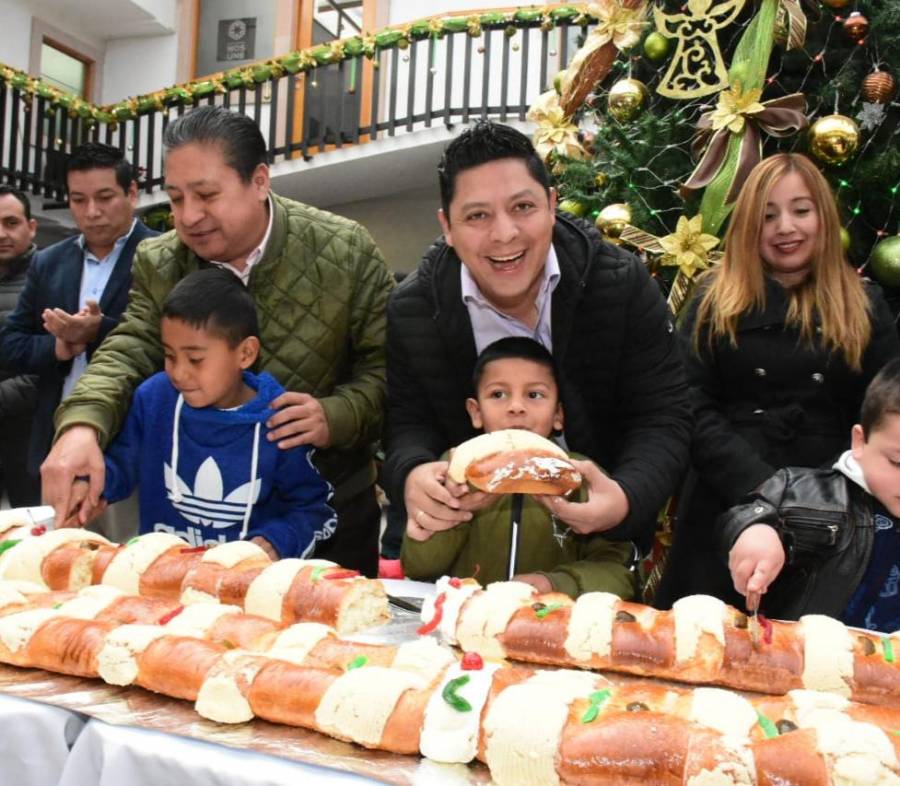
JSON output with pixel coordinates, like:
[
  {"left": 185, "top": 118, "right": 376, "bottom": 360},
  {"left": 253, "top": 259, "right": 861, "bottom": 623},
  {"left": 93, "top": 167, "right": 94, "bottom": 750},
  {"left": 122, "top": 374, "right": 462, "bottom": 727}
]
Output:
[
  {"left": 746, "top": 590, "right": 761, "bottom": 648},
  {"left": 387, "top": 595, "right": 423, "bottom": 614}
]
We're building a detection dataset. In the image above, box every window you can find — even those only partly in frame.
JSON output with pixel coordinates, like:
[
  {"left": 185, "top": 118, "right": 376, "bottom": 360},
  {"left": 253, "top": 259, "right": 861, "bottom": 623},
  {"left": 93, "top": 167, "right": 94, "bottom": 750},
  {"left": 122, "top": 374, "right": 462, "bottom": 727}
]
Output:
[{"left": 40, "top": 41, "right": 89, "bottom": 98}]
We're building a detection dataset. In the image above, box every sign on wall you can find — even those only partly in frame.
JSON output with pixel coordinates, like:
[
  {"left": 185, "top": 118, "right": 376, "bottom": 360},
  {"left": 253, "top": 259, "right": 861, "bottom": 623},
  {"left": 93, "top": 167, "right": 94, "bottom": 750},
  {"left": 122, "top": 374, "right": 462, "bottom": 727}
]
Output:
[{"left": 217, "top": 17, "right": 257, "bottom": 62}]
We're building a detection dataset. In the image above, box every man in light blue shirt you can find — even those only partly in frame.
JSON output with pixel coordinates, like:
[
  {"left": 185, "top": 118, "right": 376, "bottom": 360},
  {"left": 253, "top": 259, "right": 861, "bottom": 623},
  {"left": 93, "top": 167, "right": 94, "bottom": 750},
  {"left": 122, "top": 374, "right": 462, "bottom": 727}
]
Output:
[{"left": 0, "top": 143, "right": 158, "bottom": 496}]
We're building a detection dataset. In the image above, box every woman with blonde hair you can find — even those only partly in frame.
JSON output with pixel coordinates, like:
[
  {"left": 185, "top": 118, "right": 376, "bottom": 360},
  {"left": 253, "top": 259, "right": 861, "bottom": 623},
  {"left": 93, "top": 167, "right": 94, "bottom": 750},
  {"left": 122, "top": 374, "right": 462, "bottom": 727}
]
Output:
[{"left": 655, "top": 152, "right": 899, "bottom": 609}]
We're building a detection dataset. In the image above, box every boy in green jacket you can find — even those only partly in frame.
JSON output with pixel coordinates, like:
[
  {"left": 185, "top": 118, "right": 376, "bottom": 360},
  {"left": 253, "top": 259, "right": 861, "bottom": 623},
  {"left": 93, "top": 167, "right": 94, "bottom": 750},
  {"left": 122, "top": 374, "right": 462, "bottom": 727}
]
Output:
[{"left": 401, "top": 337, "right": 638, "bottom": 598}]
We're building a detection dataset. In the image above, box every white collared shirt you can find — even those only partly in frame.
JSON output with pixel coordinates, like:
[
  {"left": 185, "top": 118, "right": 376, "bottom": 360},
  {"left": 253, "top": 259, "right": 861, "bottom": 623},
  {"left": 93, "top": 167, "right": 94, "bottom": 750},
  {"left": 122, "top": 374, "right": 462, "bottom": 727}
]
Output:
[
  {"left": 211, "top": 195, "right": 273, "bottom": 285},
  {"left": 461, "top": 244, "right": 561, "bottom": 354}
]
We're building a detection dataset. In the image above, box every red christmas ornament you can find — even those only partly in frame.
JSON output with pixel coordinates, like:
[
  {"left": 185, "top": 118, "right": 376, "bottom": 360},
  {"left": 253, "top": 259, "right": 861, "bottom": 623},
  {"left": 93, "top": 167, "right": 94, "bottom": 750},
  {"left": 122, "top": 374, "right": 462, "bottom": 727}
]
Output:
[{"left": 842, "top": 12, "right": 869, "bottom": 42}]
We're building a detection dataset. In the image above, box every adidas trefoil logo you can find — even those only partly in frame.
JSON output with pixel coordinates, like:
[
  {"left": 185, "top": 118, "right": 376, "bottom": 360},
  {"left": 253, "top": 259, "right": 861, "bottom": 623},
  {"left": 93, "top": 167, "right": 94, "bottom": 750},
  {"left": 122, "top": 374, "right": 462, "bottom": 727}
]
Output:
[{"left": 165, "top": 456, "right": 260, "bottom": 529}]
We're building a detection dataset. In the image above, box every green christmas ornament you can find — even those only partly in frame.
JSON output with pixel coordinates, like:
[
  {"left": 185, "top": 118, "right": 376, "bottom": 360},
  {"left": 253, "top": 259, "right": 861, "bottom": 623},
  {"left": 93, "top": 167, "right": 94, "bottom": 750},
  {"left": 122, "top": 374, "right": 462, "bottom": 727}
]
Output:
[
  {"left": 558, "top": 198, "right": 588, "bottom": 217},
  {"left": 643, "top": 32, "right": 671, "bottom": 62},
  {"left": 869, "top": 235, "right": 900, "bottom": 288},
  {"left": 840, "top": 227, "right": 850, "bottom": 252}
]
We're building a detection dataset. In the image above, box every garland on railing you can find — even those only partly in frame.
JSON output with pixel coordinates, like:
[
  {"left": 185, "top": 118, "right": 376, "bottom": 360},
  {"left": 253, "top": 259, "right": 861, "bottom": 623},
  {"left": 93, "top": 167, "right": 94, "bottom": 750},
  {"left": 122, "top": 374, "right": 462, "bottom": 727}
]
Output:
[{"left": 0, "top": 5, "right": 595, "bottom": 128}]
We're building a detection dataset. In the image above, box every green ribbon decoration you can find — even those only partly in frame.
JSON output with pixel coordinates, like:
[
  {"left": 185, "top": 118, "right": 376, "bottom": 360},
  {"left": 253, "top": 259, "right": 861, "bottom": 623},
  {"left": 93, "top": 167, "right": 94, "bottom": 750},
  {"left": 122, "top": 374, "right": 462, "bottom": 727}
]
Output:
[{"left": 699, "top": 0, "right": 779, "bottom": 236}]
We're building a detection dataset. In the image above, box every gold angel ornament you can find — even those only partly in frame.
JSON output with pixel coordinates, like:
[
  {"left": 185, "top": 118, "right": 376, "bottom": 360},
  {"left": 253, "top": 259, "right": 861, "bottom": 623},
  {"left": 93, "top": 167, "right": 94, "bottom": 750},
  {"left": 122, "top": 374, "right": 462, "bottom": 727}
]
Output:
[{"left": 653, "top": 0, "right": 746, "bottom": 99}]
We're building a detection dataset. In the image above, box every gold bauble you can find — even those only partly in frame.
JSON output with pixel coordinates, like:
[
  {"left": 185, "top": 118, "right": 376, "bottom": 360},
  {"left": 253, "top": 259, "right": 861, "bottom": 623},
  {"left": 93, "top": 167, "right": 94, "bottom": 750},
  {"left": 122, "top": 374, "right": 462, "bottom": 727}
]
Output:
[
  {"left": 595, "top": 172, "right": 608, "bottom": 189},
  {"left": 862, "top": 71, "right": 897, "bottom": 104},
  {"left": 869, "top": 236, "right": 900, "bottom": 288},
  {"left": 643, "top": 32, "right": 671, "bottom": 62},
  {"left": 607, "top": 78, "right": 648, "bottom": 123},
  {"left": 840, "top": 227, "right": 850, "bottom": 252},
  {"left": 808, "top": 114, "right": 860, "bottom": 166},
  {"left": 558, "top": 198, "right": 588, "bottom": 218},
  {"left": 595, "top": 203, "right": 632, "bottom": 241},
  {"left": 842, "top": 12, "right": 869, "bottom": 42}
]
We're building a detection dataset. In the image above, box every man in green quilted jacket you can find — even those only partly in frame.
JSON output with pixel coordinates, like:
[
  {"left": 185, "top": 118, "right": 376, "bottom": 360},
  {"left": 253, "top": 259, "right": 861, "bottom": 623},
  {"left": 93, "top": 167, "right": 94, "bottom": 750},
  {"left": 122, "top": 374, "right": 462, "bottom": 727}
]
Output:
[{"left": 41, "top": 106, "right": 394, "bottom": 576}]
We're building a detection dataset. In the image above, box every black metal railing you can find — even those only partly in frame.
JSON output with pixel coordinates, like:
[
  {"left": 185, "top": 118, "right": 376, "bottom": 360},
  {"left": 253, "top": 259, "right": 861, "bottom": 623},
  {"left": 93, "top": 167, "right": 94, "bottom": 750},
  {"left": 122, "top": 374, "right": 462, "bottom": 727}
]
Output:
[{"left": 0, "top": 13, "right": 586, "bottom": 204}]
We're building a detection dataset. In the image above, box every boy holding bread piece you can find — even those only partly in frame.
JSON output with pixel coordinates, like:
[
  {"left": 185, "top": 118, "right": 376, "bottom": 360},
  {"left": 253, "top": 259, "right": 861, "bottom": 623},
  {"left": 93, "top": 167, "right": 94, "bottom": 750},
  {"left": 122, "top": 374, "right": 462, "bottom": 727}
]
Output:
[{"left": 401, "top": 337, "right": 638, "bottom": 598}]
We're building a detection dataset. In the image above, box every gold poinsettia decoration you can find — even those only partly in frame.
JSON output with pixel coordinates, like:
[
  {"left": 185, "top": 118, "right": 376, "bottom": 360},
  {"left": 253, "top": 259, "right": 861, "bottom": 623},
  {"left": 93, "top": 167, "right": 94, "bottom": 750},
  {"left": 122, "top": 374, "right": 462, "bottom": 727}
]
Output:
[
  {"left": 709, "top": 81, "right": 765, "bottom": 134},
  {"left": 658, "top": 214, "right": 720, "bottom": 278},
  {"left": 586, "top": 0, "right": 648, "bottom": 51},
  {"left": 526, "top": 90, "right": 587, "bottom": 162}
]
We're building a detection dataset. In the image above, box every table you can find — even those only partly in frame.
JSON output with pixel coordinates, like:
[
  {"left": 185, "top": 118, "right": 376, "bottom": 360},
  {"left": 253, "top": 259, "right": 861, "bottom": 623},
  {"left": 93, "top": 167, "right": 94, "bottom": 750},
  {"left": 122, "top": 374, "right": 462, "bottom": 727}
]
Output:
[{"left": 0, "top": 579, "right": 492, "bottom": 785}]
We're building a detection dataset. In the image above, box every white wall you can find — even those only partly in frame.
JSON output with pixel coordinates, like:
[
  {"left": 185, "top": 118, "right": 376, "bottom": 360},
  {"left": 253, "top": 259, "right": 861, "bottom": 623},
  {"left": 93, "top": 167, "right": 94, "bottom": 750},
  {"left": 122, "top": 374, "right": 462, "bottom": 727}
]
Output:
[
  {"left": 132, "top": 0, "right": 177, "bottom": 31},
  {"left": 0, "top": 0, "right": 35, "bottom": 70},
  {"left": 389, "top": 0, "right": 491, "bottom": 25},
  {"left": 103, "top": 34, "right": 178, "bottom": 104}
]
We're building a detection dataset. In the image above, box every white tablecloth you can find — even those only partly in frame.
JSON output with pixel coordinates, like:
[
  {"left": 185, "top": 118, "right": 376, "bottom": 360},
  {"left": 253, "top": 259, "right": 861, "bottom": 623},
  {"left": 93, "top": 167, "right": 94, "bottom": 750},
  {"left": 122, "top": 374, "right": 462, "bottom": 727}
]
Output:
[
  {"left": 0, "top": 694, "right": 85, "bottom": 786},
  {"left": 60, "top": 720, "right": 379, "bottom": 786}
]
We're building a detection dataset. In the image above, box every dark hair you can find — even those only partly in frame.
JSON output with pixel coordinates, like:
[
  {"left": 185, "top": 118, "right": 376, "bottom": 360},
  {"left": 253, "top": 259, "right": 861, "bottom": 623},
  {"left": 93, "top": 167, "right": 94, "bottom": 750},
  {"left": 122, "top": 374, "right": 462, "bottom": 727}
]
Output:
[
  {"left": 860, "top": 357, "right": 900, "bottom": 439},
  {"left": 66, "top": 142, "right": 135, "bottom": 193},
  {"left": 472, "top": 337, "right": 557, "bottom": 392},
  {"left": 437, "top": 120, "right": 551, "bottom": 220},
  {"left": 163, "top": 105, "right": 268, "bottom": 183},
  {"left": 162, "top": 267, "right": 258, "bottom": 347},
  {"left": 0, "top": 185, "right": 32, "bottom": 220}
]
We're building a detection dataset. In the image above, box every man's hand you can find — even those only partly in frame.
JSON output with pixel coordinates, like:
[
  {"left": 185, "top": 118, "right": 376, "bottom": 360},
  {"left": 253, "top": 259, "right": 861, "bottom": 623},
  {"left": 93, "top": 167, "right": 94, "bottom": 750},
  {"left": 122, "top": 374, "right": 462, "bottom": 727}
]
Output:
[
  {"left": 512, "top": 572, "right": 553, "bottom": 594},
  {"left": 61, "top": 480, "right": 107, "bottom": 527},
  {"left": 404, "top": 461, "right": 472, "bottom": 537},
  {"left": 41, "top": 425, "right": 106, "bottom": 527},
  {"left": 54, "top": 337, "right": 86, "bottom": 361},
  {"left": 42, "top": 300, "right": 102, "bottom": 345},
  {"left": 535, "top": 459, "right": 629, "bottom": 535},
  {"left": 728, "top": 523, "right": 785, "bottom": 599},
  {"left": 266, "top": 392, "right": 331, "bottom": 449}
]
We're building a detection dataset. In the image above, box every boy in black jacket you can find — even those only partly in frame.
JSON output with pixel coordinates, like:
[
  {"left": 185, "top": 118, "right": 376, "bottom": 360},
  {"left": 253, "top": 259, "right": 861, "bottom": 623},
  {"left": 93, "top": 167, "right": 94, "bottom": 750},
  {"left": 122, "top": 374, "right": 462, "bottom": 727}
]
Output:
[{"left": 720, "top": 357, "right": 900, "bottom": 632}]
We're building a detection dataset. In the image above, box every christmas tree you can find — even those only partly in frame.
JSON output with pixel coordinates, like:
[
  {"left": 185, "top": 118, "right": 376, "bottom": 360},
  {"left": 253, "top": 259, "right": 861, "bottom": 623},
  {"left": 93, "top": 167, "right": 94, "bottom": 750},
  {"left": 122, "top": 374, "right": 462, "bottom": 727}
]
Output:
[{"left": 533, "top": 0, "right": 900, "bottom": 314}]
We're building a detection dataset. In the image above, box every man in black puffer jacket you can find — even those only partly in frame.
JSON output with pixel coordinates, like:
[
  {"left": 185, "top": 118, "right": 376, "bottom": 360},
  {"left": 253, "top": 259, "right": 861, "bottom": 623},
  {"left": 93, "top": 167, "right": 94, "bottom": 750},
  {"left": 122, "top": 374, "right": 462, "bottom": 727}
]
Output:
[{"left": 384, "top": 121, "right": 691, "bottom": 562}]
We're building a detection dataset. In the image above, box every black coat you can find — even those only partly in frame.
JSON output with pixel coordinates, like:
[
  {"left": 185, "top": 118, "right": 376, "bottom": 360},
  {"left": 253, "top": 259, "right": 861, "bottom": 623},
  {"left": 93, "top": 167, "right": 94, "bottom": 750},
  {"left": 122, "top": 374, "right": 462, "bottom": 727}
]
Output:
[
  {"left": 0, "top": 245, "right": 38, "bottom": 418},
  {"left": 717, "top": 466, "right": 874, "bottom": 621},
  {"left": 383, "top": 213, "right": 692, "bottom": 551},
  {"left": 656, "top": 276, "right": 900, "bottom": 607},
  {"left": 0, "top": 222, "right": 158, "bottom": 474}
]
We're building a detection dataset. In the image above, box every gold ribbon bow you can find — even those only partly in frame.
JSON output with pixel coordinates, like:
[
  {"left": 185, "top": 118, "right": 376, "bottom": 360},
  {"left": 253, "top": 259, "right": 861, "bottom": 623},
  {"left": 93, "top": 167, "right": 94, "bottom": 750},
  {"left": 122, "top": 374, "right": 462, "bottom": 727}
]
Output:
[
  {"left": 527, "top": 90, "right": 588, "bottom": 162},
  {"left": 619, "top": 216, "right": 723, "bottom": 315},
  {"left": 683, "top": 85, "right": 807, "bottom": 203}
]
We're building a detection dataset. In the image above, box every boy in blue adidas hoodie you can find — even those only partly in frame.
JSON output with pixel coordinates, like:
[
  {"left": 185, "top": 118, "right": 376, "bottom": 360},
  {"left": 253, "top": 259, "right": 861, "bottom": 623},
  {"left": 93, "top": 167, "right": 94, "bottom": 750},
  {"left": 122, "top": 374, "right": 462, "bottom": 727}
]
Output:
[{"left": 84, "top": 267, "right": 336, "bottom": 558}]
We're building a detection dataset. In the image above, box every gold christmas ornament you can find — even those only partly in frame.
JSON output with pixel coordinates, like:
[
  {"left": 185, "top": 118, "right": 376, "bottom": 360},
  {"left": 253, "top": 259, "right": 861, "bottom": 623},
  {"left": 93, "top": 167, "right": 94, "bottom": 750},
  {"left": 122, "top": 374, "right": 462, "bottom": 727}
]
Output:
[
  {"left": 595, "top": 203, "right": 633, "bottom": 240},
  {"left": 862, "top": 71, "right": 897, "bottom": 104},
  {"left": 808, "top": 114, "right": 860, "bottom": 166},
  {"left": 642, "top": 31, "right": 671, "bottom": 61},
  {"left": 842, "top": 12, "right": 869, "bottom": 42},
  {"left": 595, "top": 171, "right": 608, "bottom": 188},
  {"left": 559, "top": 198, "right": 588, "bottom": 218},
  {"left": 840, "top": 227, "right": 851, "bottom": 252},
  {"left": 869, "top": 235, "right": 900, "bottom": 288},
  {"left": 653, "top": 0, "right": 746, "bottom": 99},
  {"left": 607, "top": 78, "right": 649, "bottom": 122}
]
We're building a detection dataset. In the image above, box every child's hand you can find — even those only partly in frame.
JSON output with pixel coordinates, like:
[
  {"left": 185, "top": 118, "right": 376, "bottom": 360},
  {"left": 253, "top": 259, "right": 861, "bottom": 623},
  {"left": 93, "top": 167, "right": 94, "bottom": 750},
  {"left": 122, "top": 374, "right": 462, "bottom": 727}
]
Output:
[
  {"left": 535, "top": 459, "right": 628, "bottom": 535},
  {"left": 512, "top": 573, "right": 553, "bottom": 594},
  {"left": 728, "top": 524, "right": 785, "bottom": 599},
  {"left": 249, "top": 536, "right": 279, "bottom": 560}
]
